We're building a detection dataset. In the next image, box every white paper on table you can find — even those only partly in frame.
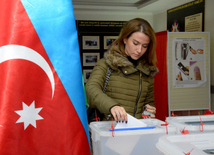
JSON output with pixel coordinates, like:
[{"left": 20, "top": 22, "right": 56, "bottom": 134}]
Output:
[{"left": 115, "top": 113, "right": 147, "bottom": 129}]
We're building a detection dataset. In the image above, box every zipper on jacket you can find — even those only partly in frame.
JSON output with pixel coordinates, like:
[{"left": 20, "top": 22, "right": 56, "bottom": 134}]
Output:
[{"left": 133, "top": 72, "right": 142, "bottom": 117}]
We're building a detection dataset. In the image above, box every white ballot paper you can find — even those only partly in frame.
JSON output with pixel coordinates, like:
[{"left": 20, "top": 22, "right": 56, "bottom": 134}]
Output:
[
  {"left": 105, "top": 114, "right": 147, "bottom": 155},
  {"left": 115, "top": 113, "right": 147, "bottom": 129}
]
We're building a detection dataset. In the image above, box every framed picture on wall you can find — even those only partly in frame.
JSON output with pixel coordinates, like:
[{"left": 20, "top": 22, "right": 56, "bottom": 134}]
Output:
[
  {"left": 83, "top": 69, "right": 93, "bottom": 83},
  {"left": 104, "top": 36, "right": 118, "bottom": 49},
  {"left": 82, "top": 36, "right": 100, "bottom": 50},
  {"left": 82, "top": 53, "right": 100, "bottom": 66}
]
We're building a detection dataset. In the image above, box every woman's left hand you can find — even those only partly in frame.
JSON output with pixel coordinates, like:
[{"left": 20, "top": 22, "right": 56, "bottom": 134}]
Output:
[{"left": 144, "top": 104, "right": 156, "bottom": 118}]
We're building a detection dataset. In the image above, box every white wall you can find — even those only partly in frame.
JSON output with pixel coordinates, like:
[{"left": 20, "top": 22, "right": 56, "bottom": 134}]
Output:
[
  {"left": 153, "top": 11, "right": 167, "bottom": 33},
  {"left": 205, "top": 0, "right": 214, "bottom": 84},
  {"left": 204, "top": 0, "right": 214, "bottom": 111},
  {"left": 74, "top": 10, "right": 154, "bottom": 26}
]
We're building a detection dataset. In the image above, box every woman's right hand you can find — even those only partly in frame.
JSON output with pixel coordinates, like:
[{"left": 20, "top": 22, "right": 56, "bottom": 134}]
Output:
[{"left": 110, "top": 106, "right": 127, "bottom": 123}]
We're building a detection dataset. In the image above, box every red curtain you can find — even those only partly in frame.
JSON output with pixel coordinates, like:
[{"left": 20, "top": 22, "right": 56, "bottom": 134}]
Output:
[{"left": 154, "top": 31, "right": 168, "bottom": 121}]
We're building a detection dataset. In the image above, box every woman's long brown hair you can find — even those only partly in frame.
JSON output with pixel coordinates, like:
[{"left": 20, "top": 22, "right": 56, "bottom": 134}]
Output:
[{"left": 110, "top": 18, "right": 157, "bottom": 66}]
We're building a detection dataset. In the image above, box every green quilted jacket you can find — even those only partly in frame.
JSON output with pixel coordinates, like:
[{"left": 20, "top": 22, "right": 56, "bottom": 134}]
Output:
[{"left": 85, "top": 49, "right": 159, "bottom": 119}]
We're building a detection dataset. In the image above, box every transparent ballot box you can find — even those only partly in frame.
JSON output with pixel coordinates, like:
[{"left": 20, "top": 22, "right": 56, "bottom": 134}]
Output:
[
  {"left": 156, "top": 132, "right": 214, "bottom": 155},
  {"left": 166, "top": 115, "right": 214, "bottom": 134},
  {"left": 89, "top": 119, "right": 176, "bottom": 155}
]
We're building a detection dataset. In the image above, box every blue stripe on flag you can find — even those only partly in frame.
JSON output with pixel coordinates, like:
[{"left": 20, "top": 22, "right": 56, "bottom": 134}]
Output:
[{"left": 21, "top": 0, "right": 89, "bottom": 139}]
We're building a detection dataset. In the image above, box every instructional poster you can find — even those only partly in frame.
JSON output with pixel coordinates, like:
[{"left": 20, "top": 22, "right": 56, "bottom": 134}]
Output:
[
  {"left": 172, "top": 37, "right": 206, "bottom": 88},
  {"left": 167, "top": 32, "right": 210, "bottom": 112}
]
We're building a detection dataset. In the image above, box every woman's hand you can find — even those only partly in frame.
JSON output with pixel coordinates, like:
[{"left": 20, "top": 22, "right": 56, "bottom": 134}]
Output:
[
  {"left": 110, "top": 106, "right": 127, "bottom": 123},
  {"left": 176, "top": 72, "right": 183, "bottom": 81},
  {"left": 190, "top": 48, "right": 197, "bottom": 55},
  {"left": 144, "top": 104, "right": 156, "bottom": 118},
  {"left": 197, "top": 49, "right": 203, "bottom": 54}
]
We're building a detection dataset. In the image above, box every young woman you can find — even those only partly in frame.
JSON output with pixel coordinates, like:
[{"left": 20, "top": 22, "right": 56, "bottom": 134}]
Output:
[{"left": 86, "top": 18, "right": 158, "bottom": 123}]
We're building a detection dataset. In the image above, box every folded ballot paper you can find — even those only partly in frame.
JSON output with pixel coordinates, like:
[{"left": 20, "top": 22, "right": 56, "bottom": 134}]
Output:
[
  {"left": 105, "top": 114, "right": 149, "bottom": 155},
  {"left": 115, "top": 113, "right": 147, "bottom": 129}
]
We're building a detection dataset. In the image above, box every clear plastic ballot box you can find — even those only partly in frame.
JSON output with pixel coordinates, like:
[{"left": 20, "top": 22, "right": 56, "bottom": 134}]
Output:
[
  {"left": 166, "top": 115, "right": 214, "bottom": 134},
  {"left": 89, "top": 119, "right": 176, "bottom": 155},
  {"left": 156, "top": 132, "right": 214, "bottom": 155}
]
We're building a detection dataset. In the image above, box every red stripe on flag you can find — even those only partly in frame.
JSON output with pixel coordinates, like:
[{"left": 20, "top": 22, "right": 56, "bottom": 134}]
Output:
[{"left": 0, "top": 0, "right": 90, "bottom": 154}]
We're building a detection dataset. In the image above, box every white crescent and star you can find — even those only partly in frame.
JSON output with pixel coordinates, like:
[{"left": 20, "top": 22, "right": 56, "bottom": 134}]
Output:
[{"left": 0, "top": 45, "right": 55, "bottom": 129}]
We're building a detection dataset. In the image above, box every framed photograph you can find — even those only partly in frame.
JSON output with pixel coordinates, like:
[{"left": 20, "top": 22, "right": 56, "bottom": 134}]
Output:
[
  {"left": 83, "top": 69, "right": 93, "bottom": 83},
  {"left": 82, "top": 53, "right": 100, "bottom": 66},
  {"left": 82, "top": 36, "right": 100, "bottom": 50},
  {"left": 104, "top": 36, "right": 118, "bottom": 49}
]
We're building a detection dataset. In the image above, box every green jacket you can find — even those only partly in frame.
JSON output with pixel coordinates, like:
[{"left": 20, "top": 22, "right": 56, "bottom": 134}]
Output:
[{"left": 85, "top": 49, "right": 159, "bottom": 119}]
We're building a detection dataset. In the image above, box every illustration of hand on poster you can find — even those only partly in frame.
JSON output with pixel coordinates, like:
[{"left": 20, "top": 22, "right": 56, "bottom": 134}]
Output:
[
  {"left": 175, "top": 61, "right": 189, "bottom": 81},
  {"left": 173, "top": 37, "right": 206, "bottom": 88},
  {"left": 189, "top": 61, "right": 204, "bottom": 81},
  {"left": 175, "top": 40, "right": 204, "bottom": 61}
]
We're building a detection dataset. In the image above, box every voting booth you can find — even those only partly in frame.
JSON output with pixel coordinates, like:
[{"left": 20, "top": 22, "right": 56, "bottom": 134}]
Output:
[{"left": 89, "top": 118, "right": 176, "bottom": 155}]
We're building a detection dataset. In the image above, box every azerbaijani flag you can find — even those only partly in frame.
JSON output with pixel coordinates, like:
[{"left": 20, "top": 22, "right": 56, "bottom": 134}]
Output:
[{"left": 0, "top": 0, "right": 91, "bottom": 154}]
